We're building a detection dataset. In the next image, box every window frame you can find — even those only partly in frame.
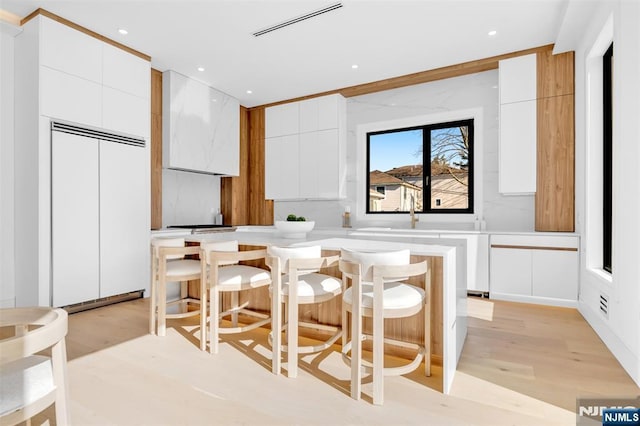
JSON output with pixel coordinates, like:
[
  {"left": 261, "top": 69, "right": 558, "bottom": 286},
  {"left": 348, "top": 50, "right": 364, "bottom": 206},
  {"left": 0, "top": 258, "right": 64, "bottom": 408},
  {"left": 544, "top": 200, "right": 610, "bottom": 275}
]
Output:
[
  {"left": 602, "top": 42, "right": 613, "bottom": 274},
  {"left": 365, "top": 119, "right": 474, "bottom": 215}
]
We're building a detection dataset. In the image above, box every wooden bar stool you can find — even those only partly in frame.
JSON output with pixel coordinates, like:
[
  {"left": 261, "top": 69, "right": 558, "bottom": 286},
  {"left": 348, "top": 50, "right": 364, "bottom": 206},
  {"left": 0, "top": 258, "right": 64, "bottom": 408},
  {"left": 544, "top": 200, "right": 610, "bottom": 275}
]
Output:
[
  {"left": 266, "top": 245, "right": 342, "bottom": 378},
  {"left": 150, "top": 237, "right": 201, "bottom": 336},
  {"left": 0, "top": 307, "right": 69, "bottom": 426},
  {"left": 200, "top": 241, "right": 272, "bottom": 354},
  {"left": 339, "top": 248, "right": 431, "bottom": 405}
]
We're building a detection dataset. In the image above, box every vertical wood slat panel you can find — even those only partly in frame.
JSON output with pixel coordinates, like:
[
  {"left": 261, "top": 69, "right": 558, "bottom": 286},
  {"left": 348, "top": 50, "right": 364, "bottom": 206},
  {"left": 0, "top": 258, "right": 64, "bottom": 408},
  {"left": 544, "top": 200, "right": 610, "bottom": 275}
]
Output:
[
  {"left": 536, "top": 95, "right": 575, "bottom": 231},
  {"left": 247, "top": 108, "right": 274, "bottom": 225},
  {"left": 150, "top": 69, "right": 162, "bottom": 230},
  {"left": 535, "top": 51, "right": 575, "bottom": 232},
  {"left": 537, "top": 50, "right": 574, "bottom": 98},
  {"left": 221, "top": 106, "right": 249, "bottom": 225}
]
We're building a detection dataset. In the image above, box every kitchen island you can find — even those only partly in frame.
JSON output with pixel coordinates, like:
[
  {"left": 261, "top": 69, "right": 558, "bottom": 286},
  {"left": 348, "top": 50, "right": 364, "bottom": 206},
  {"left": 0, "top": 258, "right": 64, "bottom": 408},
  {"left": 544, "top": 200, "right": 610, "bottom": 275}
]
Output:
[{"left": 153, "top": 226, "right": 465, "bottom": 394}]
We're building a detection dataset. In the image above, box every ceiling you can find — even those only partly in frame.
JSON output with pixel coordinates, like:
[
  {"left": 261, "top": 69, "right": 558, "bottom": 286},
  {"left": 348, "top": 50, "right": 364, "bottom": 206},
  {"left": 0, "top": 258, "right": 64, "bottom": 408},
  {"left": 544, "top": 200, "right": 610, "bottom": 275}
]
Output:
[{"left": 2, "top": 0, "right": 572, "bottom": 107}]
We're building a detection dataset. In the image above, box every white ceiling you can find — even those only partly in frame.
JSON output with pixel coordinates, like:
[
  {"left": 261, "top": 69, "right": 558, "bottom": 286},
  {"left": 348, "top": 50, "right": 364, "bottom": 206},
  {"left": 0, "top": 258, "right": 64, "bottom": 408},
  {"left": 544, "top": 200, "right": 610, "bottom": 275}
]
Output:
[{"left": 3, "top": 0, "right": 572, "bottom": 107}]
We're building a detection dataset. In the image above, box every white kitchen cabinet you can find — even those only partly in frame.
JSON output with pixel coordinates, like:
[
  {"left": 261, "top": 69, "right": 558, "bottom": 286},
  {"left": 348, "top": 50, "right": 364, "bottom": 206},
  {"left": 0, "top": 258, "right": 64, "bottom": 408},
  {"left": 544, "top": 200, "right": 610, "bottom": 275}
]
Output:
[
  {"left": 14, "top": 14, "right": 150, "bottom": 308},
  {"left": 299, "top": 95, "right": 341, "bottom": 133},
  {"left": 40, "top": 15, "right": 102, "bottom": 84},
  {"left": 489, "top": 234, "right": 579, "bottom": 307},
  {"left": 102, "top": 43, "right": 150, "bottom": 99},
  {"left": 51, "top": 132, "right": 100, "bottom": 307},
  {"left": 163, "top": 70, "right": 240, "bottom": 175},
  {"left": 499, "top": 54, "right": 536, "bottom": 104},
  {"left": 265, "top": 134, "right": 299, "bottom": 200},
  {"left": 102, "top": 86, "right": 150, "bottom": 138},
  {"left": 40, "top": 66, "right": 102, "bottom": 127},
  {"left": 499, "top": 101, "right": 537, "bottom": 194},
  {"left": 490, "top": 248, "right": 532, "bottom": 297},
  {"left": 265, "top": 102, "right": 299, "bottom": 138},
  {"left": 265, "top": 94, "right": 346, "bottom": 200},
  {"left": 531, "top": 250, "right": 578, "bottom": 301},
  {"left": 498, "top": 53, "right": 537, "bottom": 195},
  {"left": 99, "top": 140, "right": 149, "bottom": 299}
]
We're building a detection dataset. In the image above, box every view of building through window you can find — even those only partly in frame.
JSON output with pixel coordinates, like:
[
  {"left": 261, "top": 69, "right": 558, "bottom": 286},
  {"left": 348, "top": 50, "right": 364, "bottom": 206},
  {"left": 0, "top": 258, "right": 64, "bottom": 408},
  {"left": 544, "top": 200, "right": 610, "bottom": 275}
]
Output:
[{"left": 367, "top": 120, "right": 473, "bottom": 214}]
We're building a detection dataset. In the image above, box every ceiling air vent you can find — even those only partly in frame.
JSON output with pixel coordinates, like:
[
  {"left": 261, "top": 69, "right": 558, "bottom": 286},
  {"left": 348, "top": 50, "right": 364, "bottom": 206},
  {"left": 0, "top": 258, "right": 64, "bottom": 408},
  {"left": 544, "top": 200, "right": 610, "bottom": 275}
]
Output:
[
  {"left": 599, "top": 293, "right": 609, "bottom": 319},
  {"left": 252, "top": 2, "right": 343, "bottom": 37}
]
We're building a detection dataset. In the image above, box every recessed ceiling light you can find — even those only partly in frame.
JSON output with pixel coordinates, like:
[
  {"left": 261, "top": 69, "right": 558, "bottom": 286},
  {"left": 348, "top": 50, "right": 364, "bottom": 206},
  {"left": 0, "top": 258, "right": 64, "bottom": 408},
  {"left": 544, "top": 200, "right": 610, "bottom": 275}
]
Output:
[
  {"left": 488, "top": 30, "right": 497, "bottom": 36},
  {"left": 197, "top": 67, "right": 205, "bottom": 72},
  {"left": 352, "top": 64, "right": 359, "bottom": 69},
  {"left": 118, "top": 28, "right": 128, "bottom": 35},
  {"left": 246, "top": 90, "right": 253, "bottom": 94}
]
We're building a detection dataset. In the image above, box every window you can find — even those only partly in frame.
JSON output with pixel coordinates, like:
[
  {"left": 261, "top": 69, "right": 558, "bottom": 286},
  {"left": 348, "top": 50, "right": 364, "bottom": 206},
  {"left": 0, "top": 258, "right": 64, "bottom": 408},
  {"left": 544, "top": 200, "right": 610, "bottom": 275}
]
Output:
[
  {"left": 376, "top": 186, "right": 386, "bottom": 196},
  {"left": 603, "top": 42, "right": 613, "bottom": 273},
  {"left": 366, "top": 119, "right": 474, "bottom": 214}
]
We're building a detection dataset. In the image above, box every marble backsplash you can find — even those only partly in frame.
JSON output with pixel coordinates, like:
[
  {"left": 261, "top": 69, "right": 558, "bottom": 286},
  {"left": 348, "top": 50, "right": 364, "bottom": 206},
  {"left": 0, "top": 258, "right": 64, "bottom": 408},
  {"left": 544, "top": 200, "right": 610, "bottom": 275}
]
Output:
[{"left": 162, "top": 169, "right": 220, "bottom": 226}]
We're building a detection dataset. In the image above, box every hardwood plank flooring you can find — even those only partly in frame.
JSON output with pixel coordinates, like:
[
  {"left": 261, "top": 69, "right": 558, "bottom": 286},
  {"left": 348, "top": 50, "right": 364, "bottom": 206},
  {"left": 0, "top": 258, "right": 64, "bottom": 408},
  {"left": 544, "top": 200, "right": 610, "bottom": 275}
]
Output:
[{"left": 32, "top": 297, "right": 638, "bottom": 425}]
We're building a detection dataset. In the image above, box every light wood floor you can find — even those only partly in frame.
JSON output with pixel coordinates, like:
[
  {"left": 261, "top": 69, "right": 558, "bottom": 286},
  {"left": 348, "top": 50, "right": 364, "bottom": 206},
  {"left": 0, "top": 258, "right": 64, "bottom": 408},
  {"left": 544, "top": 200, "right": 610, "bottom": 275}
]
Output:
[{"left": 34, "top": 297, "right": 639, "bottom": 425}]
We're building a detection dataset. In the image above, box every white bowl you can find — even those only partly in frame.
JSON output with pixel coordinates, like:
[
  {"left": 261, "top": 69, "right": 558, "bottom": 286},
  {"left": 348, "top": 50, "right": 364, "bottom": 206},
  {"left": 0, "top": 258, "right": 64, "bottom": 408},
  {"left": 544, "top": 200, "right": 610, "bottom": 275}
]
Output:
[{"left": 275, "top": 220, "right": 315, "bottom": 238}]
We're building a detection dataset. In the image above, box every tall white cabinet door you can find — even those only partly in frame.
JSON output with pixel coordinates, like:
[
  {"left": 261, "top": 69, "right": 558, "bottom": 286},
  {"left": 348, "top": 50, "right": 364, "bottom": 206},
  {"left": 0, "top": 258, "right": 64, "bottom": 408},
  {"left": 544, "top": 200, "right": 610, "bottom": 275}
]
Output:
[
  {"left": 532, "top": 250, "right": 578, "bottom": 301},
  {"left": 315, "top": 129, "right": 340, "bottom": 198},
  {"left": 40, "top": 16, "right": 102, "bottom": 84},
  {"left": 51, "top": 132, "right": 100, "bottom": 306},
  {"left": 265, "top": 135, "right": 299, "bottom": 200},
  {"left": 99, "top": 141, "right": 150, "bottom": 299},
  {"left": 265, "top": 103, "right": 299, "bottom": 138},
  {"left": 298, "top": 132, "right": 320, "bottom": 198},
  {"left": 490, "top": 248, "right": 532, "bottom": 296},
  {"left": 102, "top": 86, "right": 150, "bottom": 138},
  {"left": 499, "top": 100, "right": 537, "bottom": 194}
]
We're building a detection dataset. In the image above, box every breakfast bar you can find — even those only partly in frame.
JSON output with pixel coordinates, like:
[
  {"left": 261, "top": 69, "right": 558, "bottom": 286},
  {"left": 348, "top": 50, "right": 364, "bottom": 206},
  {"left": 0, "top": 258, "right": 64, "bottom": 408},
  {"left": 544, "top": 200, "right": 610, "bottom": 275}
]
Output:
[{"left": 167, "top": 227, "right": 466, "bottom": 394}]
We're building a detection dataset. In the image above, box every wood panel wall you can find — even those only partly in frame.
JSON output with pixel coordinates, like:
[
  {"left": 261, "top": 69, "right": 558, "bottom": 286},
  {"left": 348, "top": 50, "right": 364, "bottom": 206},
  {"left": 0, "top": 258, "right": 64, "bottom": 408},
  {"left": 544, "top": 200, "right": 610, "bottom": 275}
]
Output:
[
  {"left": 247, "top": 108, "right": 274, "bottom": 225},
  {"left": 221, "top": 107, "right": 250, "bottom": 225},
  {"left": 150, "top": 69, "right": 162, "bottom": 229},
  {"left": 535, "top": 51, "right": 575, "bottom": 232}
]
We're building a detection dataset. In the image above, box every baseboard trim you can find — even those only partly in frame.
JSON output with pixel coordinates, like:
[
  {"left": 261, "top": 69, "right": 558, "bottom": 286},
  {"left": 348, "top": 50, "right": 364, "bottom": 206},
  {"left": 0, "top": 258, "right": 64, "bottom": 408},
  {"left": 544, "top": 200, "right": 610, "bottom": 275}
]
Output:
[
  {"left": 578, "top": 300, "right": 639, "bottom": 387},
  {"left": 489, "top": 292, "right": 578, "bottom": 308}
]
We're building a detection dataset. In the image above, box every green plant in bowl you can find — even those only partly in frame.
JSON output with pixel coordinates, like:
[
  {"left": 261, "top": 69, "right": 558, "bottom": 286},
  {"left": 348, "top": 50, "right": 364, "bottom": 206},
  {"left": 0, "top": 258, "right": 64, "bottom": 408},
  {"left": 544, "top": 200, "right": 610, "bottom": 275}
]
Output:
[{"left": 286, "top": 214, "right": 306, "bottom": 222}]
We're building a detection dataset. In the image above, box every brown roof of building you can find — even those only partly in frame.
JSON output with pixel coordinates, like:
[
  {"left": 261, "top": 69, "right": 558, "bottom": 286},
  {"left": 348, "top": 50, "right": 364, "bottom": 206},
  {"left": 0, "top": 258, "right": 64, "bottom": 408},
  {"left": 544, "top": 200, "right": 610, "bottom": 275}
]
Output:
[
  {"left": 385, "top": 163, "right": 468, "bottom": 177},
  {"left": 386, "top": 164, "right": 423, "bottom": 177},
  {"left": 370, "top": 170, "right": 404, "bottom": 185},
  {"left": 369, "top": 170, "right": 421, "bottom": 190}
]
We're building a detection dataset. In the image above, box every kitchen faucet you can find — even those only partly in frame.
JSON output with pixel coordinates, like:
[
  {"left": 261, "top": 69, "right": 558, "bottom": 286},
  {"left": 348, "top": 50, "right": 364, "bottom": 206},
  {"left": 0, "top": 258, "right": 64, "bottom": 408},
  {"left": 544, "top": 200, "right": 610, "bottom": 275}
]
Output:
[{"left": 410, "top": 194, "right": 419, "bottom": 229}]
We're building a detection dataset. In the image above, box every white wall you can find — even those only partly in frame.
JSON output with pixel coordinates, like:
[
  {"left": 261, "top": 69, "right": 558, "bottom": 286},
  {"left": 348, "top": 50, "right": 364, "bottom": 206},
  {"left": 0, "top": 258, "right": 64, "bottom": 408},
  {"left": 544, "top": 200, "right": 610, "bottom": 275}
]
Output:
[
  {"left": 162, "top": 169, "right": 221, "bottom": 226},
  {"left": 275, "top": 70, "right": 535, "bottom": 231},
  {"left": 0, "top": 23, "right": 18, "bottom": 308},
  {"left": 571, "top": 0, "right": 640, "bottom": 386}
]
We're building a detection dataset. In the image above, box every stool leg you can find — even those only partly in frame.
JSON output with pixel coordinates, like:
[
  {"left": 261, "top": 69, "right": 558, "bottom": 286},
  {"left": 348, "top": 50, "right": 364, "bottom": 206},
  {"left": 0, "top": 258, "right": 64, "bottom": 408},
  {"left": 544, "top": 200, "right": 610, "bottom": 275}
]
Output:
[
  {"left": 271, "top": 276, "right": 282, "bottom": 375},
  {"left": 157, "top": 269, "right": 167, "bottom": 337},
  {"left": 372, "top": 281, "right": 384, "bottom": 405},
  {"left": 287, "top": 272, "right": 299, "bottom": 378},
  {"left": 210, "top": 286, "right": 220, "bottom": 354},
  {"left": 351, "top": 277, "right": 362, "bottom": 400},
  {"left": 424, "top": 298, "right": 431, "bottom": 377},
  {"left": 149, "top": 275, "right": 157, "bottom": 335},
  {"left": 200, "top": 265, "right": 208, "bottom": 351},
  {"left": 231, "top": 291, "right": 239, "bottom": 327}
]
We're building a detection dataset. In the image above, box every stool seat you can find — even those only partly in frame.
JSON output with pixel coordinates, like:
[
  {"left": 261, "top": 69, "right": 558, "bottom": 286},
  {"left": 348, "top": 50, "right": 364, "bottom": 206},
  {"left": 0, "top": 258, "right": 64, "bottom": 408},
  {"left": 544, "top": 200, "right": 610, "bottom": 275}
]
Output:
[
  {"left": 217, "top": 265, "right": 271, "bottom": 291},
  {"left": 0, "top": 355, "right": 53, "bottom": 417},
  {"left": 281, "top": 272, "right": 342, "bottom": 304},
  {"left": 165, "top": 259, "right": 201, "bottom": 278},
  {"left": 342, "top": 281, "right": 424, "bottom": 318}
]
